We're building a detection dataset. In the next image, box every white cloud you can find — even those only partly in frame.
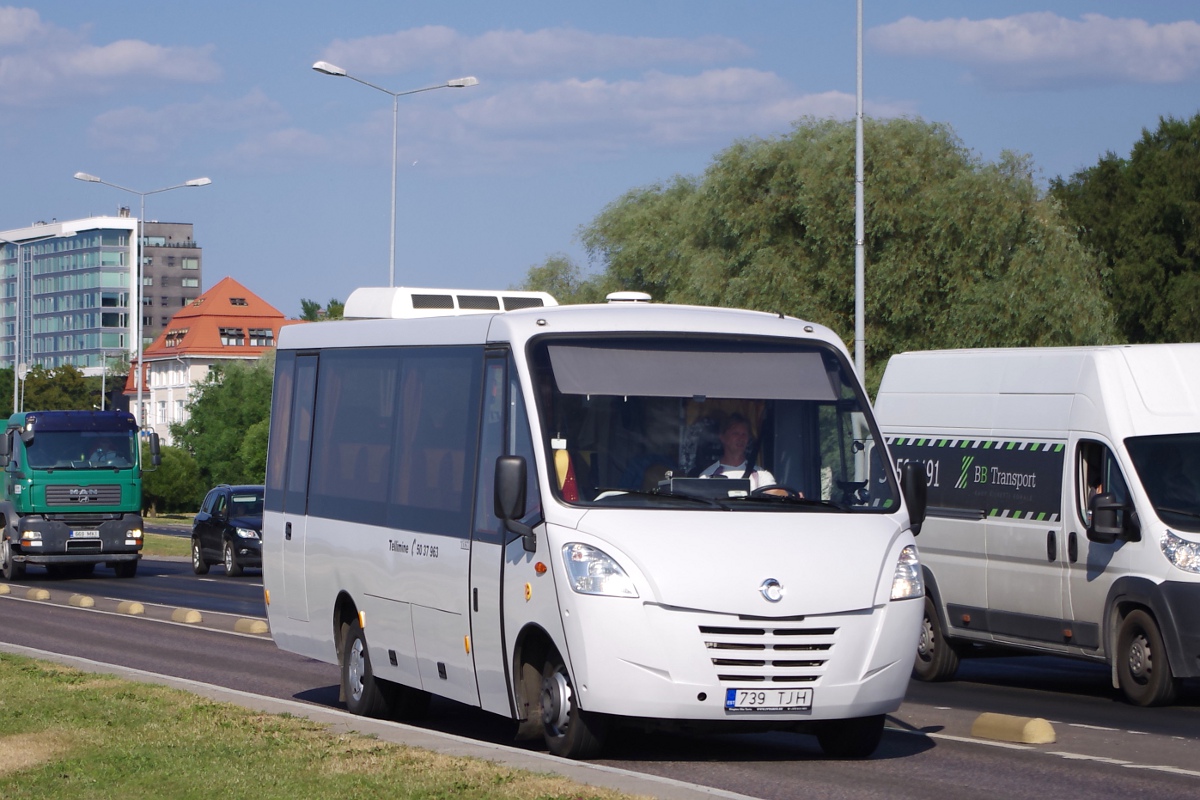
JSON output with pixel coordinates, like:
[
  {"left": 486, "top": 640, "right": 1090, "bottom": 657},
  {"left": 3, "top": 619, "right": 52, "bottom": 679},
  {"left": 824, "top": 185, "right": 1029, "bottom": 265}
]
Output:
[
  {"left": 89, "top": 91, "right": 287, "bottom": 157},
  {"left": 0, "top": 6, "right": 220, "bottom": 105},
  {"left": 320, "top": 25, "right": 753, "bottom": 77},
  {"left": 869, "top": 13, "right": 1200, "bottom": 90}
]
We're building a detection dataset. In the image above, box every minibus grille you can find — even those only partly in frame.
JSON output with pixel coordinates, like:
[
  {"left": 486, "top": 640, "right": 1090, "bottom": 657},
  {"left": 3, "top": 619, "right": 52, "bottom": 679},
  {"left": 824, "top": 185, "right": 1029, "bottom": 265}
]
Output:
[{"left": 700, "top": 624, "right": 836, "bottom": 683}]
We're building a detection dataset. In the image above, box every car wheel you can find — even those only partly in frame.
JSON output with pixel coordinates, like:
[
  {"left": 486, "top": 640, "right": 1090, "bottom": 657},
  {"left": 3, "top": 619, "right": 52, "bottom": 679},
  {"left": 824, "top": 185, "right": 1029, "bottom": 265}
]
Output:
[
  {"left": 815, "top": 714, "right": 886, "bottom": 759},
  {"left": 340, "top": 618, "right": 392, "bottom": 718},
  {"left": 1, "top": 540, "right": 25, "bottom": 581},
  {"left": 1116, "top": 609, "right": 1178, "bottom": 707},
  {"left": 191, "top": 538, "right": 209, "bottom": 575},
  {"left": 541, "top": 649, "right": 606, "bottom": 759},
  {"left": 913, "top": 595, "right": 959, "bottom": 681},
  {"left": 223, "top": 540, "right": 243, "bottom": 577},
  {"left": 113, "top": 560, "right": 137, "bottom": 579}
]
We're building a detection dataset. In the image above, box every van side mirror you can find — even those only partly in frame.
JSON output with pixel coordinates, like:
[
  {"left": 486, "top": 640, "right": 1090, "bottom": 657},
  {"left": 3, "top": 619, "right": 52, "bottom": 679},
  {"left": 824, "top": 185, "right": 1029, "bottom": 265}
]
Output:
[
  {"left": 901, "top": 461, "right": 928, "bottom": 535},
  {"left": 495, "top": 455, "right": 536, "bottom": 552},
  {"left": 0, "top": 430, "right": 10, "bottom": 467},
  {"left": 1088, "top": 492, "right": 1138, "bottom": 543}
]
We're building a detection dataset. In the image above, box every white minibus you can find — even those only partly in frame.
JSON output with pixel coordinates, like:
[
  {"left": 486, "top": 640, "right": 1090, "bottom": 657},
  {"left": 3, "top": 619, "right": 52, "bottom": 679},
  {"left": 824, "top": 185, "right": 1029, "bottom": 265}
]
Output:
[
  {"left": 875, "top": 345, "right": 1200, "bottom": 706},
  {"left": 263, "top": 287, "right": 928, "bottom": 758}
]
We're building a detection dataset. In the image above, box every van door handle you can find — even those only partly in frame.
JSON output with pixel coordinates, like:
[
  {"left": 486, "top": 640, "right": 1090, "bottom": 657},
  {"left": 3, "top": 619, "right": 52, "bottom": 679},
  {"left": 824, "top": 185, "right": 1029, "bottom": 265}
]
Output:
[
  {"left": 1046, "top": 530, "right": 1057, "bottom": 562},
  {"left": 285, "top": 522, "right": 292, "bottom": 541},
  {"left": 1068, "top": 531, "right": 1078, "bottom": 563}
]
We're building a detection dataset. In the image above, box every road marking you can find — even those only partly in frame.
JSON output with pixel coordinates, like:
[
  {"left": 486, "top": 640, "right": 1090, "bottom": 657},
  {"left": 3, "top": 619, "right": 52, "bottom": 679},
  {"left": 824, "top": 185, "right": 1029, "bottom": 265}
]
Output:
[{"left": 1068, "top": 723, "right": 1118, "bottom": 732}]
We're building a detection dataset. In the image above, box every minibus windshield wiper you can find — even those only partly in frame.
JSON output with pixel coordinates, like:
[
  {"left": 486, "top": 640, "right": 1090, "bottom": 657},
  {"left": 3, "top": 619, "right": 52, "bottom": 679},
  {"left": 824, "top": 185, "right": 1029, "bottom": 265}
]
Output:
[
  {"left": 592, "top": 488, "right": 727, "bottom": 508},
  {"left": 728, "top": 494, "right": 848, "bottom": 511},
  {"left": 1155, "top": 505, "right": 1200, "bottom": 520}
]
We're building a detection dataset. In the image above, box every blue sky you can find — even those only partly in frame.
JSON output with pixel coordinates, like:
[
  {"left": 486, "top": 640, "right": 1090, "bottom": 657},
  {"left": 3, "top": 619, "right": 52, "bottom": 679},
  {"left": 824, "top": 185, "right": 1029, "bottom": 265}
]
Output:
[{"left": 3, "top": 2, "right": 1199, "bottom": 316}]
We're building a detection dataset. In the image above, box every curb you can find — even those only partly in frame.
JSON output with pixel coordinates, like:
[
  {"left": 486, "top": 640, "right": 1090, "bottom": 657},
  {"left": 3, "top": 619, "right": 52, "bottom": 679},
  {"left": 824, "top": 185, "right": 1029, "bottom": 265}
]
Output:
[{"left": 970, "top": 712, "right": 1056, "bottom": 744}]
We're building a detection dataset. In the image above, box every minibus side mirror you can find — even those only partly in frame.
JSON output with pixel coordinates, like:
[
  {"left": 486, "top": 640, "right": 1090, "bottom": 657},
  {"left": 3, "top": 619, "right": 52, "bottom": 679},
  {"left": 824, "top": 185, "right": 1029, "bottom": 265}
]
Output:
[
  {"left": 901, "top": 461, "right": 928, "bottom": 535},
  {"left": 0, "top": 430, "right": 10, "bottom": 467},
  {"left": 1088, "top": 492, "right": 1138, "bottom": 543},
  {"left": 495, "top": 455, "right": 537, "bottom": 552}
]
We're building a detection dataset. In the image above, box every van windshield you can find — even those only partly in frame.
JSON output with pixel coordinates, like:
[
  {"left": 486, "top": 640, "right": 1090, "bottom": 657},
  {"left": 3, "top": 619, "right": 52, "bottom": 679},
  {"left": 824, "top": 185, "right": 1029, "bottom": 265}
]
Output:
[
  {"left": 1126, "top": 433, "right": 1200, "bottom": 532},
  {"left": 528, "top": 336, "right": 897, "bottom": 512}
]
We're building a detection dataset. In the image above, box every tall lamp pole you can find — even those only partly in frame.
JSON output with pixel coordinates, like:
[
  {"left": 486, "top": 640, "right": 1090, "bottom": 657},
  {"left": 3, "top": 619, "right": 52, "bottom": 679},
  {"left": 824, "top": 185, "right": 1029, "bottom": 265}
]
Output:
[
  {"left": 854, "top": 0, "right": 866, "bottom": 382},
  {"left": 73, "top": 172, "right": 211, "bottom": 428},
  {"left": 312, "top": 61, "right": 478, "bottom": 288},
  {"left": 2, "top": 232, "right": 61, "bottom": 413}
]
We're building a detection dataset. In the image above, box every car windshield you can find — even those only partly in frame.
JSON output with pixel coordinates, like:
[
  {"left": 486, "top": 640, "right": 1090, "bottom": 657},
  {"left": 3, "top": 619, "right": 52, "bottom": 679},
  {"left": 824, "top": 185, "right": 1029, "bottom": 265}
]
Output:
[
  {"left": 24, "top": 430, "right": 136, "bottom": 470},
  {"left": 1125, "top": 433, "right": 1200, "bottom": 532},
  {"left": 528, "top": 335, "right": 897, "bottom": 512},
  {"left": 229, "top": 491, "right": 264, "bottom": 518}
]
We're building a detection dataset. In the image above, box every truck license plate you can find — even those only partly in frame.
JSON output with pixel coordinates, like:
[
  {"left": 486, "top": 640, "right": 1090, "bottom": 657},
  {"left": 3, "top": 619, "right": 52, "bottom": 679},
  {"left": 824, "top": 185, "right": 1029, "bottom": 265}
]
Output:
[
  {"left": 725, "top": 688, "right": 813, "bottom": 712},
  {"left": 70, "top": 530, "right": 101, "bottom": 538}
]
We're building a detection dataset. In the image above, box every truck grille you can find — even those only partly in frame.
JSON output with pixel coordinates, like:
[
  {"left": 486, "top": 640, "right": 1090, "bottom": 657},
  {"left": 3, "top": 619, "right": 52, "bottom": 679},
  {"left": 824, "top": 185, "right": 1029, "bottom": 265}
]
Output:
[
  {"left": 66, "top": 539, "right": 103, "bottom": 552},
  {"left": 701, "top": 623, "right": 837, "bottom": 684},
  {"left": 45, "top": 485, "right": 122, "bottom": 506}
]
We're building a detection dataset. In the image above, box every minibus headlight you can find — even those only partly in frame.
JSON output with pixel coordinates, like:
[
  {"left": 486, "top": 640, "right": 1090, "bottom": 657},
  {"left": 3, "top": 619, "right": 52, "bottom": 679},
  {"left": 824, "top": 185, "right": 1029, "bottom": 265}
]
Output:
[
  {"left": 562, "top": 543, "right": 638, "bottom": 598},
  {"left": 1161, "top": 529, "right": 1200, "bottom": 574},
  {"left": 890, "top": 545, "right": 924, "bottom": 600}
]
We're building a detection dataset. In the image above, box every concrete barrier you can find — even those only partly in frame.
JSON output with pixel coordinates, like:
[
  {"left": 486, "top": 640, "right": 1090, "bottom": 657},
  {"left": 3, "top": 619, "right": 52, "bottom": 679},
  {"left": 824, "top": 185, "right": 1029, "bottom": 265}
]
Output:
[
  {"left": 171, "top": 608, "right": 203, "bottom": 624},
  {"left": 0, "top": 584, "right": 10, "bottom": 595},
  {"left": 117, "top": 601, "right": 145, "bottom": 616},
  {"left": 234, "top": 618, "right": 269, "bottom": 635},
  {"left": 970, "top": 712, "right": 1056, "bottom": 744},
  {"left": 68, "top": 594, "right": 95, "bottom": 608},
  {"left": 26, "top": 588, "right": 50, "bottom": 601}
]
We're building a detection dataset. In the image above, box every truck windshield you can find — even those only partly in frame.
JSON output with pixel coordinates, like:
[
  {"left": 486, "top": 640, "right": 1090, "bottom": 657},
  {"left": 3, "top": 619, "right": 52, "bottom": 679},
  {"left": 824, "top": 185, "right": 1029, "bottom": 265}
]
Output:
[
  {"left": 1126, "top": 433, "right": 1200, "bottom": 532},
  {"left": 528, "top": 336, "right": 897, "bottom": 512},
  {"left": 25, "top": 430, "right": 137, "bottom": 470}
]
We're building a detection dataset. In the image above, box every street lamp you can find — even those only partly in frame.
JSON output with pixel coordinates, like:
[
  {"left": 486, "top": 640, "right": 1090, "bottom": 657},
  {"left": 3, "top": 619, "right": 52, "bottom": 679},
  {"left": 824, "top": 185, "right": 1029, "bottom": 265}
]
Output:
[
  {"left": 73, "top": 172, "right": 212, "bottom": 428},
  {"left": 1, "top": 232, "right": 62, "bottom": 414},
  {"left": 312, "top": 61, "right": 478, "bottom": 287}
]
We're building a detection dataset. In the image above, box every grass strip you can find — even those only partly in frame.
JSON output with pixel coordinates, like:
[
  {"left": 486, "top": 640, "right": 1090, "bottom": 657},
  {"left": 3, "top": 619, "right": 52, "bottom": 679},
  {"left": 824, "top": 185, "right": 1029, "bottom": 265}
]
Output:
[
  {"left": 141, "top": 533, "right": 191, "bottom": 559},
  {"left": 0, "top": 653, "right": 642, "bottom": 800}
]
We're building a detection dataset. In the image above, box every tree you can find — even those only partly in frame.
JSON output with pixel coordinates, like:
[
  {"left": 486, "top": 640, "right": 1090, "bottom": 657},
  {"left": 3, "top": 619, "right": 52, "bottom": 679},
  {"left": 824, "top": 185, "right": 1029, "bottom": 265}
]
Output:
[
  {"left": 142, "top": 444, "right": 205, "bottom": 515},
  {"left": 171, "top": 353, "right": 275, "bottom": 486},
  {"left": 516, "top": 253, "right": 607, "bottom": 304},
  {"left": 299, "top": 298, "right": 344, "bottom": 320},
  {"left": 1052, "top": 112, "right": 1200, "bottom": 343},
  {"left": 22, "top": 364, "right": 100, "bottom": 410},
  {"left": 571, "top": 117, "right": 1114, "bottom": 389}
]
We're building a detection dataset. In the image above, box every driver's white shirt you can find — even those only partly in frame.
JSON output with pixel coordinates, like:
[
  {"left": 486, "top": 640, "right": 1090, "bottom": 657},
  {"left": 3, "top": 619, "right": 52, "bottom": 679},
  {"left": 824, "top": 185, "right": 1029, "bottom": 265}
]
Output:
[{"left": 699, "top": 460, "right": 776, "bottom": 490}]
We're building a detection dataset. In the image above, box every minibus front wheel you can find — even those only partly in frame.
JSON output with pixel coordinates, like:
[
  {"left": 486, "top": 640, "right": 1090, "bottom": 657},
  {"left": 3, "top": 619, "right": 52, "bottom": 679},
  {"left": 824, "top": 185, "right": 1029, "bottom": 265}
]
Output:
[
  {"left": 541, "top": 650, "right": 607, "bottom": 759},
  {"left": 1116, "top": 609, "right": 1178, "bottom": 707}
]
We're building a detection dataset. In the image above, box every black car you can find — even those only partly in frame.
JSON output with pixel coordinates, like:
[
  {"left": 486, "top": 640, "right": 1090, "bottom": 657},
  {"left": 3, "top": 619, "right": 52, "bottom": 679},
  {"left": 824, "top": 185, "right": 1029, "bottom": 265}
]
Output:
[{"left": 192, "top": 484, "right": 264, "bottom": 576}]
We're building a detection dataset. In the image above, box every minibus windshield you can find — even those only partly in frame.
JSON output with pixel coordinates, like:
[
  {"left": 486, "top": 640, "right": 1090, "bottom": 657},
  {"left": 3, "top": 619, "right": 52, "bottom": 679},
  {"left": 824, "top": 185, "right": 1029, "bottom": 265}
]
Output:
[
  {"left": 1126, "top": 433, "right": 1200, "bottom": 532},
  {"left": 529, "top": 336, "right": 897, "bottom": 511}
]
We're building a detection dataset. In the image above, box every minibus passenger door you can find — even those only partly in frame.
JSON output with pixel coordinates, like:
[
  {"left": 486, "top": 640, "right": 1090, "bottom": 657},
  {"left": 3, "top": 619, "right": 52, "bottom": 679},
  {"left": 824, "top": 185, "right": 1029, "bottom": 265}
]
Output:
[{"left": 282, "top": 355, "right": 318, "bottom": 622}]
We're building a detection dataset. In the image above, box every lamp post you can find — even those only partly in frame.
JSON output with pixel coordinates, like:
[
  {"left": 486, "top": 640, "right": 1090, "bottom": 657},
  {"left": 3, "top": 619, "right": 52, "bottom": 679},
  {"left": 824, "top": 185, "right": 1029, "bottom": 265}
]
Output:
[
  {"left": 1, "top": 232, "right": 61, "bottom": 413},
  {"left": 312, "top": 61, "right": 478, "bottom": 288},
  {"left": 73, "top": 172, "right": 211, "bottom": 428},
  {"left": 854, "top": 0, "right": 865, "bottom": 382}
]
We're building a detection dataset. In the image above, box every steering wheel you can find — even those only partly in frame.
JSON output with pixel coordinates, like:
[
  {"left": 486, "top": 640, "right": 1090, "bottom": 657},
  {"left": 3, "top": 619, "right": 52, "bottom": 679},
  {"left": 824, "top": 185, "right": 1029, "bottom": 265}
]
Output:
[{"left": 750, "top": 484, "right": 802, "bottom": 499}]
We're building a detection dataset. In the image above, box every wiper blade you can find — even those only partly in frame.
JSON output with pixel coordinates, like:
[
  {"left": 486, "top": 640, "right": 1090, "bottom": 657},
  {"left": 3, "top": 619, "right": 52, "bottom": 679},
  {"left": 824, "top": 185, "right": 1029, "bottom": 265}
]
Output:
[
  {"left": 594, "top": 488, "right": 726, "bottom": 508},
  {"left": 729, "top": 494, "right": 847, "bottom": 511},
  {"left": 1156, "top": 505, "right": 1200, "bottom": 520}
]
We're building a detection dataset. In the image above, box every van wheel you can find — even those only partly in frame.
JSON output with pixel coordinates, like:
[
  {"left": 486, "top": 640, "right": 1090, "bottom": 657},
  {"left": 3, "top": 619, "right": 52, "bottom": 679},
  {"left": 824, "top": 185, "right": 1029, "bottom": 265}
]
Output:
[
  {"left": 914, "top": 595, "right": 959, "bottom": 681},
  {"left": 341, "top": 618, "right": 391, "bottom": 718},
  {"left": 1, "top": 541, "right": 25, "bottom": 581},
  {"left": 191, "top": 538, "right": 209, "bottom": 575},
  {"left": 1116, "top": 609, "right": 1178, "bottom": 707},
  {"left": 541, "top": 650, "right": 606, "bottom": 759},
  {"left": 223, "top": 540, "right": 243, "bottom": 577},
  {"left": 815, "top": 714, "right": 885, "bottom": 759}
]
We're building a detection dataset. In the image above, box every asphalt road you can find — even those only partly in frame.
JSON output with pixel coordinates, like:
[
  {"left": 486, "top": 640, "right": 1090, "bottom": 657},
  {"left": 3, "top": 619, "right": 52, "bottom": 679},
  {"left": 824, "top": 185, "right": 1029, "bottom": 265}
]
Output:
[{"left": 3, "top": 562, "right": 1200, "bottom": 799}]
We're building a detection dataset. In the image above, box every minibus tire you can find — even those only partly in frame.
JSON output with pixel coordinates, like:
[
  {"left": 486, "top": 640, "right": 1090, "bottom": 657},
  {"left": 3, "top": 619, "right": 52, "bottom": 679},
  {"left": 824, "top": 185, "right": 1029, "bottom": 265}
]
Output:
[
  {"left": 541, "top": 652, "right": 606, "bottom": 759},
  {"left": 223, "top": 541, "right": 243, "bottom": 577},
  {"left": 341, "top": 619, "right": 392, "bottom": 718},
  {"left": 913, "top": 595, "right": 959, "bottom": 682},
  {"left": 815, "top": 714, "right": 885, "bottom": 759},
  {"left": 191, "top": 539, "right": 209, "bottom": 575},
  {"left": 1116, "top": 609, "right": 1178, "bottom": 707}
]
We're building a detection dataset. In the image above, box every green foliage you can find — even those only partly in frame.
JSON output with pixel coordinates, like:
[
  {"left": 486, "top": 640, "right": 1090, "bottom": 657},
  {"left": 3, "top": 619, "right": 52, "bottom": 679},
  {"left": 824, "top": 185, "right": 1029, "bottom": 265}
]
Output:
[
  {"left": 516, "top": 253, "right": 607, "bottom": 304},
  {"left": 1052, "top": 112, "right": 1200, "bottom": 343},
  {"left": 21, "top": 364, "right": 101, "bottom": 411},
  {"left": 564, "top": 117, "right": 1114, "bottom": 390},
  {"left": 141, "top": 444, "right": 205, "bottom": 515},
  {"left": 171, "top": 353, "right": 274, "bottom": 486},
  {"left": 299, "top": 298, "right": 344, "bottom": 320}
]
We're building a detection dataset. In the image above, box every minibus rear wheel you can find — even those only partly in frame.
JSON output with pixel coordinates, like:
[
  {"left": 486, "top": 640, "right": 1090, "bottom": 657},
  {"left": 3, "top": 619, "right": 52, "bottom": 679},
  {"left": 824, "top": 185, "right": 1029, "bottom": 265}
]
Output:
[
  {"left": 541, "top": 651, "right": 606, "bottom": 759},
  {"left": 341, "top": 618, "right": 392, "bottom": 718},
  {"left": 815, "top": 714, "right": 885, "bottom": 759},
  {"left": 913, "top": 595, "right": 959, "bottom": 682},
  {"left": 1116, "top": 609, "right": 1178, "bottom": 707}
]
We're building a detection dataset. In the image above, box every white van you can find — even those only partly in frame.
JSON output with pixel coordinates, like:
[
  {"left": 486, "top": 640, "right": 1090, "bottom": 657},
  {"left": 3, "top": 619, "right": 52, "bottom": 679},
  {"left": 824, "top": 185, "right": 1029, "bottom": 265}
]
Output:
[
  {"left": 262, "top": 287, "right": 928, "bottom": 759},
  {"left": 875, "top": 345, "right": 1200, "bottom": 706}
]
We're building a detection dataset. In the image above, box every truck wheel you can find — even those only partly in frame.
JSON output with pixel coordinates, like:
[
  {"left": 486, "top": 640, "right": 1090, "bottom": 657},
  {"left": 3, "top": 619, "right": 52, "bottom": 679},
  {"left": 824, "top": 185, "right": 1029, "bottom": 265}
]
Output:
[
  {"left": 1, "top": 541, "right": 25, "bottom": 581},
  {"left": 113, "top": 560, "right": 138, "bottom": 579},
  {"left": 815, "top": 714, "right": 886, "bottom": 759},
  {"left": 191, "top": 538, "right": 209, "bottom": 575},
  {"left": 340, "top": 618, "right": 392, "bottom": 718},
  {"left": 541, "top": 649, "right": 606, "bottom": 759},
  {"left": 914, "top": 595, "right": 959, "bottom": 681},
  {"left": 223, "top": 540, "right": 243, "bottom": 577},
  {"left": 1116, "top": 609, "right": 1178, "bottom": 707}
]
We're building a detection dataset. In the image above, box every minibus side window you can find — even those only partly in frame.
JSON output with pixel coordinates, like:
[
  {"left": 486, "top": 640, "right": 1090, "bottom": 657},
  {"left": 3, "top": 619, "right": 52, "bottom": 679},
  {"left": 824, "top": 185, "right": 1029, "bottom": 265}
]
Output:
[
  {"left": 473, "top": 358, "right": 506, "bottom": 543},
  {"left": 1076, "top": 441, "right": 1129, "bottom": 525}
]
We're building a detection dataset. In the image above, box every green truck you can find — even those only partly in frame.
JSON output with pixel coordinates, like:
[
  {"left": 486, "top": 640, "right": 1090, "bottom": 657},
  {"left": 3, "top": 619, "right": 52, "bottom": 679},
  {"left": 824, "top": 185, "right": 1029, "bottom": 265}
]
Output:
[{"left": 0, "top": 410, "right": 159, "bottom": 580}]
